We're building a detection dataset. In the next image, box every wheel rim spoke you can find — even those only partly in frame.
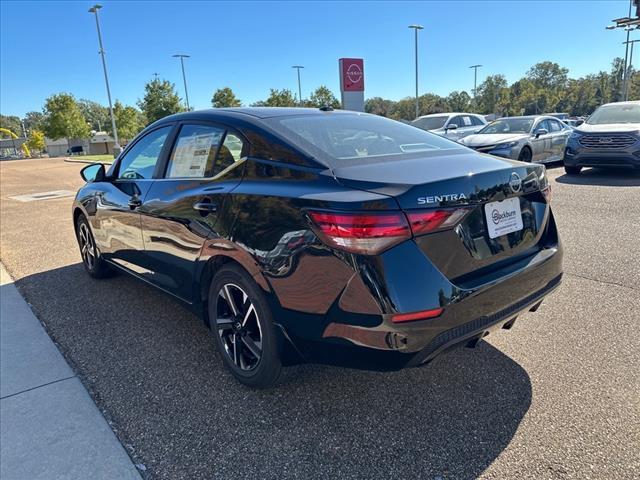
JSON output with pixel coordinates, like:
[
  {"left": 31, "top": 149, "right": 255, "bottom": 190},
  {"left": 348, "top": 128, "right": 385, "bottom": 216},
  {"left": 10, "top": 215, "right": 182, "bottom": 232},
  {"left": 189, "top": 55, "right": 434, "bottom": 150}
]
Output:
[
  {"left": 216, "top": 317, "right": 234, "bottom": 331},
  {"left": 241, "top": 335, "right": 262, "bottom": 359}
]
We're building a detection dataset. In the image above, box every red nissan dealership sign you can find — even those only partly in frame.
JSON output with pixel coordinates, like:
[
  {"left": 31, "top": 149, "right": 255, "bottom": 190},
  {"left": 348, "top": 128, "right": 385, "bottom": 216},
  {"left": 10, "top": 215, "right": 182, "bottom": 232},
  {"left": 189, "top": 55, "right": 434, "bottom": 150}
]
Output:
[{"left": 340, "top": 58, "right": 364, "bottom": 91}]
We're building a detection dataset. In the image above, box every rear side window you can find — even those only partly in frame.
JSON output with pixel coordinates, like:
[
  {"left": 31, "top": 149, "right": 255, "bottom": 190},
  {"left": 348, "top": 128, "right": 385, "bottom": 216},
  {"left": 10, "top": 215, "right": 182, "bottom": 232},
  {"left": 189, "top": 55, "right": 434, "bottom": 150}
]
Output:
[
  {"left": 215, "top": 133, "right": 245, "bottom": 173},
  {"left": 118, "top": 126, "right": 171, "bottom": 180},
  {"left": 166, "top": 125, "right": 224, "bottom": 178}
]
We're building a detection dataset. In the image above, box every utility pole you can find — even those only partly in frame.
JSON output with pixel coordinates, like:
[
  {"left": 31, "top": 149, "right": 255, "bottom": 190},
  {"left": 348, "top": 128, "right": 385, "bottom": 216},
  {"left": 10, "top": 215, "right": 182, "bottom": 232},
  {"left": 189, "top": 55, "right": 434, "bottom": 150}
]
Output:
[
  {"left": 606, "top": 0, "right": 639, "bottom": 100},
  {"left": 469, "top": 64, "right": 482, "bottom": 98},
  {"left": 173, "top": 54, "right": 191, "bottom": 110},
  {"left": 624, "top": 38, "right": 639, "bottom": 99},
  {"left": 292, "top": 66, "right": 304, "bottom": 105},
  {"left": 408, "top": 24, "right": 424, "bottom": 119},
  {"left": 88, "top": 4, "right": 120, "bottom": 155}
]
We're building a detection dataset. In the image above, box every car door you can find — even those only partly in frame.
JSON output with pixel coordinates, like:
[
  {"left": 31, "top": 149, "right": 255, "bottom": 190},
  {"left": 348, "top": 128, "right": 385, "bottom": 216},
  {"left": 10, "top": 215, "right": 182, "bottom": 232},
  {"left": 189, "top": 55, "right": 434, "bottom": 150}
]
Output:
[
  {"left": 444, "top": 116, "right": 463, "bottom": 140},
  {"left": 457, "top": 115, "right": 478, "bottom": 140},
  {"left": 530, "top": 119, "right": 551, "bottom": 162},
  {"left": 93, "top": 125, "right": 173, "bottom": 270},
  {"left": 548, "top": 119, "right": 570, "bottom": 161},
  {"left": 138, "top": 122, "right": 247, "bottom": 301}
]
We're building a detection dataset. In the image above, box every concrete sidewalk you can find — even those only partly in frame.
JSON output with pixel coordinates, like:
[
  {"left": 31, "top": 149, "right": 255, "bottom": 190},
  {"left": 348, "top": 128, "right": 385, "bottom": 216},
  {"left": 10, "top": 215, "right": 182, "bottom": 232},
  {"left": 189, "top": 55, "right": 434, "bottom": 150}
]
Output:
[{"left": 0, "top": 264, "right": 140, "bottom": 480}]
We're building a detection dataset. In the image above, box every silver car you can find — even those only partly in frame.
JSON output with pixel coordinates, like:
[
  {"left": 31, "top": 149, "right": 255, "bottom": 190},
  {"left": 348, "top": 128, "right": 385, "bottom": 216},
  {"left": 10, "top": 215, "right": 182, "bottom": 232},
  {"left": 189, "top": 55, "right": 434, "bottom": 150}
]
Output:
[
  {"left": 458, "top": 115, "right": 572, "bottom": 163},
  {"left": 411, "top": 112, "right": 487, "bottom": 141}
]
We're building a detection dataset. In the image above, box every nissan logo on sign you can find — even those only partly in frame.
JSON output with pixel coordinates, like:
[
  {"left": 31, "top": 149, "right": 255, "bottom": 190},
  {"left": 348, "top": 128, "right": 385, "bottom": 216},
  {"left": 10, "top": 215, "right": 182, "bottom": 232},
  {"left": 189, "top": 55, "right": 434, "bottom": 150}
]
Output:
[
  {"left": 340, "top": 58, "right": 364, "bottom": 92},
  {"left": 346, "top": 63, "right": 363, "bottom": 84}
]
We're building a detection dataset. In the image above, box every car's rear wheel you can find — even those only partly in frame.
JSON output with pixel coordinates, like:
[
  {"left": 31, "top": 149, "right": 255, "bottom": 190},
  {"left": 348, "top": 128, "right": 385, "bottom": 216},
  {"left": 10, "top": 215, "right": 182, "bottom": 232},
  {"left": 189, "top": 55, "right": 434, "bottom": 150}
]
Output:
[
  {"left": 564, "top": 165, "right": 582, "bottom": 175},
  {"left": 209, "top": 264, "right": 282, "bottom": 388},
  {"left": 518, "top": 147, "right": 532, "bottom": 163},
  {"left": 76, "top": 215, "right": 111, "bottom": 278}
]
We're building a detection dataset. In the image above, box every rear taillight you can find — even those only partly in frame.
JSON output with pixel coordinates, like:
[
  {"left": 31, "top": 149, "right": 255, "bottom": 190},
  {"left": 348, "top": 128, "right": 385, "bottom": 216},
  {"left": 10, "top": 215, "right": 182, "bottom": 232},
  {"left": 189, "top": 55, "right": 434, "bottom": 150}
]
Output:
[
  {"left": 406, "top": 208, "right": 472, "bottom": 236},
  {"left": 307, "top": 211, "right": 411, "bottom": 255},
  {"left": 392, "top": 307, "right": 444, "bottom": 323}
]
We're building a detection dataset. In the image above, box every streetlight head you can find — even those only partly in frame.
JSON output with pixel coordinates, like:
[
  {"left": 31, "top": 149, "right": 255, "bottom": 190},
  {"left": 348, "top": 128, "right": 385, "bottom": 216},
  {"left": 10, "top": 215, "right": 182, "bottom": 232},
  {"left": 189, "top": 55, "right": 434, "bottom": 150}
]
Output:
[
  {"left": 292, "top": 65, "right": 304, "bottom": 69},
  {"left": 173, "top": 54, "right": 190, "bottom": 58},
  {"left": 469, "top": 64, "right": 482, "bottom": 69},
  {"left": 606, "top": 25, "right": 616, "bottom": 30},
  {"left": 88, "top": 4, "right": 102, "bottom": 12},
  {"left": 408, "top": 24, "right": 424, "bottom": 30}
]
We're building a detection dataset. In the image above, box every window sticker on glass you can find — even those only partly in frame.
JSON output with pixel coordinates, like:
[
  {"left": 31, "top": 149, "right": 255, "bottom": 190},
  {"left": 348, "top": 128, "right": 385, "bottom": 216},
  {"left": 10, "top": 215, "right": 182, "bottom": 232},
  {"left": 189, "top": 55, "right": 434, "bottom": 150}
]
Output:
[{"left": 168, "top": 129, "right": 223, "bottom": 178}]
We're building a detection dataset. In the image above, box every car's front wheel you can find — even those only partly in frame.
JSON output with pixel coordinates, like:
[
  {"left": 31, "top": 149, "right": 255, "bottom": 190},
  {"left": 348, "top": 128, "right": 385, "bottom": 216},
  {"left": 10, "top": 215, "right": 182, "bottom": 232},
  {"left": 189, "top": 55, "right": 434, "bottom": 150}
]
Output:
[
  {"left": 75, "top": 214, "right": 111, "bottom": 278},
  {"left": 208, "top": 264, "right": 282, "bottom": 388},
  {"left": 518, "top": 147, "right": 532, "bottom": 163},
  {"left": 564, "top": 165, "right": 582, "bottom": 175}
]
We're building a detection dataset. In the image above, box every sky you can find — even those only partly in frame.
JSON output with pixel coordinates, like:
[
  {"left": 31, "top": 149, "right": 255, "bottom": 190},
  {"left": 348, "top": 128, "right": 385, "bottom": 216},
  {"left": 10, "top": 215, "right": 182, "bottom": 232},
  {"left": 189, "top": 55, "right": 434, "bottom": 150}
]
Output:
[{"left": 0, "top": 0, "right": 634, "bottom": 117}]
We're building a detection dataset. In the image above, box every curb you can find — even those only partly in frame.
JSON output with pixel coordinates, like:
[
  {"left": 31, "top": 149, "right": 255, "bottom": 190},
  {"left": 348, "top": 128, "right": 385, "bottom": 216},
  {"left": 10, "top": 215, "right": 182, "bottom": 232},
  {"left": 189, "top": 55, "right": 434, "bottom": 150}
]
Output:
[
  {"left": 0, "top": 263, "right": 142, "bottom": 480},
  {"left": 63, "top": 157, "right": 115, "bottom": 165}
]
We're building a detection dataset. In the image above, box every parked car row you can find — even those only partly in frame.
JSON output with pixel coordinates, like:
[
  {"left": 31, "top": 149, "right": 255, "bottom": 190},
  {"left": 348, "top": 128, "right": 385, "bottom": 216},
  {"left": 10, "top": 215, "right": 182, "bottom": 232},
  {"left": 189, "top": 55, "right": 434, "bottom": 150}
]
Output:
[{"left": 411, "top": 101, "right": 640, "bottom": 175}]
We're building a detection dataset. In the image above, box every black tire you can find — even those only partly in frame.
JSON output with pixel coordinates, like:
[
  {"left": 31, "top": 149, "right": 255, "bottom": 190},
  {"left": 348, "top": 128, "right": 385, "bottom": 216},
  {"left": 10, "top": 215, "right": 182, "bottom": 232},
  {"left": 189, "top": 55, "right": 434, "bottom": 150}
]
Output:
[
  {"left": 75, "top": 214, "right": 111, "bottom": 278},
  {"left": 208, "top": 264, "right": 282, "bottom": 388},
  {"left": 518, "top": 147, "right": 532, "bottom": 163},
  {"left": 564, "top": 165, "right": 582, "bottom": 175}
]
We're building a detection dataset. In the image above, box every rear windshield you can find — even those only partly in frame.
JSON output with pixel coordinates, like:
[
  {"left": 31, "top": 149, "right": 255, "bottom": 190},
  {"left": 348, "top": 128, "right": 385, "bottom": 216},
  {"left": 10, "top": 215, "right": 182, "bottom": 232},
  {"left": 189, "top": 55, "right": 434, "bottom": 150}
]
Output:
[
  {"left": 266, "top": 113, "right": 462, "bottom": 166},
  {"left": 412, "top": 116, "right": 448, "bottom": 130},
  {"left": 587, "top": 103, "right": 640, "bottom": 125}
]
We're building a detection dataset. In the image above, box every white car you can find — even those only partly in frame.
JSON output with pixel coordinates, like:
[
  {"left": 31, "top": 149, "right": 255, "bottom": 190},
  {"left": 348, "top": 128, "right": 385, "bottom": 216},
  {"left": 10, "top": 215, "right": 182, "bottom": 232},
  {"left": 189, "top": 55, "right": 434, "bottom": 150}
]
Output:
[{"left": 411, "top": 112, "right": 487, "bottom": 141}]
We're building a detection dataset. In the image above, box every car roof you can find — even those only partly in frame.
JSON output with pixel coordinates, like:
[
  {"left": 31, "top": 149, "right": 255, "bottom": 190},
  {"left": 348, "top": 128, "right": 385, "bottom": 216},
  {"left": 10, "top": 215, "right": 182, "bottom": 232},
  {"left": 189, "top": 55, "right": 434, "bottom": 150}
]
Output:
[
  {"left": 600, "top": 100, "right": 640, "bottom": 107},
  {"left": 158, "top": 107, "right": 360, "bottom": 122},
  {"left": 416, "top": 112, "right": 482, "bottom": 119}
]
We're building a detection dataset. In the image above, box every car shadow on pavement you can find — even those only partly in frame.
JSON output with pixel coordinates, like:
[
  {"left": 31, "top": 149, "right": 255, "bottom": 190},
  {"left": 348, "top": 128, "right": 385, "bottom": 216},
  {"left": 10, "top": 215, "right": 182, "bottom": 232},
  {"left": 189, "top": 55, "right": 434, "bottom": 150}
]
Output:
[
  {"left": 13, "top": 262, "right": 533, "bottom": 480},
  {"left": 556, "top": 167, "right": 640, "bottom": 187}
]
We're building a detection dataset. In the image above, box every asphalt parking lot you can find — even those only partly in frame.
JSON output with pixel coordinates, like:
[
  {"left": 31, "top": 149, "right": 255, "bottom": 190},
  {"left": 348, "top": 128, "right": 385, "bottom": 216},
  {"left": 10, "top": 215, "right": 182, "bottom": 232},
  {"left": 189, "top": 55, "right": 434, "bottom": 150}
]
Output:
[{"left": 1, "top": 157, "right": 639, "bottom": 480}]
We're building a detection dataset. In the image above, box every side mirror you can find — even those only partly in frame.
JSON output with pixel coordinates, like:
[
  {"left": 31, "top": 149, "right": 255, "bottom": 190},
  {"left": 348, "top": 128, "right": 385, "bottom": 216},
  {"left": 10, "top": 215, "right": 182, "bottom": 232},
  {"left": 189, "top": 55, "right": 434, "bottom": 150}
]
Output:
[
  {"left": 445, "top": 123, "right": 458, "bottom": 131},
  {"left": 80, "top": 163, "right": 106, "bottom": 183},
  {"left": 534, "top": 128, "right": 548, "bottom": 138},
  {"left": 575, "top": 119, "right": 584, "bottom": 126}
]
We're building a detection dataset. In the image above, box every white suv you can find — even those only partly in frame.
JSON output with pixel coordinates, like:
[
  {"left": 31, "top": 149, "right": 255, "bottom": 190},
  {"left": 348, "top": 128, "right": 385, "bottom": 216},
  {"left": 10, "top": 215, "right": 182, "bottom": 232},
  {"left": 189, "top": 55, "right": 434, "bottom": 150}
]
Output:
[{"left": 412, "top": 112, "right": 487, "bottom": 141}]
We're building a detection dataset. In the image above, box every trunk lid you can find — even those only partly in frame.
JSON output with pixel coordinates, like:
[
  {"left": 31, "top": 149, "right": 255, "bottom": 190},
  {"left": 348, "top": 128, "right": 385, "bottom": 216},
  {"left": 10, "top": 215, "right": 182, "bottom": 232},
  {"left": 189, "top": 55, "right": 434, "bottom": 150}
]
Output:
[{"left": 332, "top": 150, "right": 552, "bottom": 282}]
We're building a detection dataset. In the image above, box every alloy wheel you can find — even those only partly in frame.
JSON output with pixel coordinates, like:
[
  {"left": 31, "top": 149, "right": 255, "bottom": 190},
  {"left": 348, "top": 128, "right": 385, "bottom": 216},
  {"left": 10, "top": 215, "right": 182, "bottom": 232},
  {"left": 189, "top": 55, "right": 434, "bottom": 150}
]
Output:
[
  {"left": 79, "top": 223, "right": 96, "bottom": 270},
  {"left": 215, "top": 283, "right": 263, "bottom": 371}
]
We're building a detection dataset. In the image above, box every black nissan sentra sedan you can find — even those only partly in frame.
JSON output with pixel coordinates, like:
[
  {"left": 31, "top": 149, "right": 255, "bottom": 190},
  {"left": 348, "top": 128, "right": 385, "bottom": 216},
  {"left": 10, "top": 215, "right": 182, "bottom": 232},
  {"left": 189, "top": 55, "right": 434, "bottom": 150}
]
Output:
[{"left": 73, "top": 108, "right": 562, "bottom": 387}]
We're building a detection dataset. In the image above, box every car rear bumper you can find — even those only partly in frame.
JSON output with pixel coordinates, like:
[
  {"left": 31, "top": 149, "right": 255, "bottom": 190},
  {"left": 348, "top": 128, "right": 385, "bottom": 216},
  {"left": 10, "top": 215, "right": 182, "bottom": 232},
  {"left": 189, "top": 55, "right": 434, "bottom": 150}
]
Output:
[{"left": 276, "top": 236, "right": 563, "bottom": 371}]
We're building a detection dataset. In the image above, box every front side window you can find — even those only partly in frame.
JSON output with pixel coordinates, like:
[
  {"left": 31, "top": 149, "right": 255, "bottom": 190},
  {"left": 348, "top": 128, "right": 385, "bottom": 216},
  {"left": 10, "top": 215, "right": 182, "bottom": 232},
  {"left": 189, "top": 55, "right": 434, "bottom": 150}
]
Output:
[
  {"left": 447, "top": 116, "right": 463, "bottom": 128},
  {"left": 118, "top": 127, "right": 171, "bottom": 180},
  {"left": 267, "top": 113, "right": 462, "bottom": 166},
  {"left": 549, "top": 120, "right": 562, "bottom": 132},
  {"left": 471, "top": 116, "right": 485, "bottom": 126},
  {"left": 535, "top": 120, "right": 551, "bottom": 133},
  {"left": 166, "top": 125, "right": 224, "bottom": 178}
]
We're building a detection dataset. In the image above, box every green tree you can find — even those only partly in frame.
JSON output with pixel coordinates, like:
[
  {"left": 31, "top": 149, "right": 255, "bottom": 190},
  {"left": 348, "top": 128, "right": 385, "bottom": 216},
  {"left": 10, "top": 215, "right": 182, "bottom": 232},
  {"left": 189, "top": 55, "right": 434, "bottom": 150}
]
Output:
[
  {"left": 211, "top": 87, "right": 242, "bottom": 108},
  {"left": 137, "top": 78, "right": 184, "bottom": 124},
  {"left": 42, "top": 93, "right": 90, "bottom": 140},
  {"left": 252, "top": 88, "right": 298, "bottom": 107},
  {"left": 23, "top": 111, "right": 45, "bottom": 133},
  {"left": 306, "top": 86, "right": 340, "bottom": 108},
  {"left": 111, "top": 101, "right": 143, "bottom": 140},
  {"left": 26, "top": 130, "right": 46, "bottom": 151},
  {"left": 475, "top": 74, "right": 509, "bottom": 114},
  {"left": 0, "top": 115, "right": 22, "bottom": 137},
  {"left": 365, "top": 97, "right": 396, "bottom": 117},
  {"left": 446, "top": 91, "right": 471, "bottom": 112},
  {"left": 78, "top": 99, "right": 109, "bottom": 131}
]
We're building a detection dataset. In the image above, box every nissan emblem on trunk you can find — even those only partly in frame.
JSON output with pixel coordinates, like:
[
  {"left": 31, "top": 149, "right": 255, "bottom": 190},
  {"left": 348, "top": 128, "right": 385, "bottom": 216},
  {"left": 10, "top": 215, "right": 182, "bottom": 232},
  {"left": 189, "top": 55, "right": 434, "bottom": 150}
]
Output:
[{"left": 509, "top": 172, "right": 522, "bottom": 193}]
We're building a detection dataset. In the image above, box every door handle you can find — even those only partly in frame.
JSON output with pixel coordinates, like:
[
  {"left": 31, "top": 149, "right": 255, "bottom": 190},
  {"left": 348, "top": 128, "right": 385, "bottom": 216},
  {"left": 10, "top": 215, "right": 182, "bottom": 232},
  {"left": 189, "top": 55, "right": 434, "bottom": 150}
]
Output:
[
  {"left": 193, "top": 200, "right": 217, "bottom": 213},
  {"left": 128, "top": 197, "right": 142, "bottom": 209}
]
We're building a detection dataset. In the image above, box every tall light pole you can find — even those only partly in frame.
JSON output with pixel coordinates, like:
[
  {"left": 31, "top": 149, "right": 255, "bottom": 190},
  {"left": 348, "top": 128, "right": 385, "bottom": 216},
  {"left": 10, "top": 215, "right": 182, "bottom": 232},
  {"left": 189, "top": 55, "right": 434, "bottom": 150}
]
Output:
[
  {"left": 469, "top": 64, "right": 482, "bottom": 98},
  {"left": 292, "top": 65, "right": 304, "bottom": 105},
  {"left": 173, "top": 54, "right": 191, "bottom": 110},
  {"left": 624, "top": 38, "right": 639, "bottom": 99},
  {"left": 606, "top": 0, "right": 637, "bottom": 100},
  {"left": 88, "top": 4, "right": 120, "bottom": 154},
  {"left": 408, "top": 25, "right": 424, "bottom": 119}
]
